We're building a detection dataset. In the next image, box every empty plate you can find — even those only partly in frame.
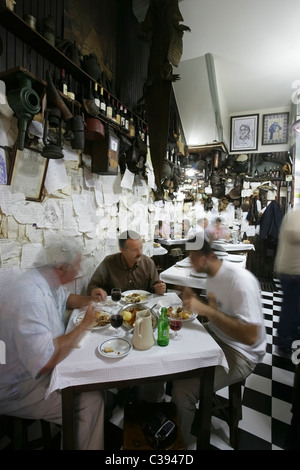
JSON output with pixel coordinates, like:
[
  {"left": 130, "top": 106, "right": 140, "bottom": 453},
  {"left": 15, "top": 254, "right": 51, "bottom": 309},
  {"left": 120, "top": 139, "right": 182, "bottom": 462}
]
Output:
[{"left": 98, "top": 338, "right": 132, "bottom": 358}]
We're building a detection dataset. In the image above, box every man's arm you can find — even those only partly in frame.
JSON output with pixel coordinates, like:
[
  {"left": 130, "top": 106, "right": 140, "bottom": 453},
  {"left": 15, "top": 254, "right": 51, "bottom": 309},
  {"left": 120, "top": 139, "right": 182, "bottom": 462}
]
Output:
[
  {"left": 183, "top": 290, "right": 259, "bottom": 346},
  {"left": 87, "top": 262, "right": 108, "bottom": 296},
  {"left": 37, "top": 303, "right": 97, "bottom": 376}
]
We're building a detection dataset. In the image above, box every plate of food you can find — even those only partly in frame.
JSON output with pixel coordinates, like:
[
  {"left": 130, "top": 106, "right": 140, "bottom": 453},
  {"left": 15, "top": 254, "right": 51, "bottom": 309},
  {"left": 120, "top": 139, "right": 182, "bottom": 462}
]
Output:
[
  {"left": 98, "top": 338, "right": 132, "bottom": 359},
  {"left": 121, "top": 290, "right": 151, "bottom": 304},
  {"left": 73, "top": 309, "right": 111, "bottom": 330},
  {"left": 119, "top": 303, "right": 158, "bottom": 332},
  {"left": 166, "top": 305, "right": 197, "bottom": 322}
]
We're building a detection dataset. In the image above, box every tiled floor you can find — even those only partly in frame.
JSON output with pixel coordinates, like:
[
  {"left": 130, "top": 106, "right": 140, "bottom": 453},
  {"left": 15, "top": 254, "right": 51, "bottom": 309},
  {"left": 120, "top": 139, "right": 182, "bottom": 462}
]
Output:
[{"left": 105, "top": 280, "right": 296, "bottom": 451}]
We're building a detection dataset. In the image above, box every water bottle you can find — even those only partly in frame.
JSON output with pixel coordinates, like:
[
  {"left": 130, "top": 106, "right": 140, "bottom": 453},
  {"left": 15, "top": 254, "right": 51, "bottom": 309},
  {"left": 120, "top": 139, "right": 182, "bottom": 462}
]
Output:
[{"left": 157, "top": 307, "right": 169, "bottom": 346}]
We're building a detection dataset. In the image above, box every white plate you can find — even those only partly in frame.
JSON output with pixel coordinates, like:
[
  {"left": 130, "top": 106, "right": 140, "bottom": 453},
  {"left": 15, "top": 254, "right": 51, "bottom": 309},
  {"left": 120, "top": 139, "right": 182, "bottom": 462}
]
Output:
[
  {"left": 166, "top": 305, "right": 197, "bottom": 322},
  {"left": 213, "top": 251, "right": 228, "bottom": 257},
  {"left": 121, "top": 290, "right": 151, "bottom": 303},
  {"left": 175, "top": 258, "right": 192, "bottom": 268},
  {"left": 98, "top": 338, "right": 132, "bottom": 358},
  {"left": 189, "top": 271, "right": 207, "bottom": 278},
  {"left": 73, "top": 310, "right": 111, "bottom": 330},
  {"left": 227, "top": 254, "right": 245, "bottom": 263}
]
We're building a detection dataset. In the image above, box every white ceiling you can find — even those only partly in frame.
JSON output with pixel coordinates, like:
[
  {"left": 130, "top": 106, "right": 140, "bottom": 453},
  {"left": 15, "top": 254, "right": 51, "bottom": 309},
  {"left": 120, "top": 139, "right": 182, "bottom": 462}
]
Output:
[
  {"left": 178, "top": 0, "right": 300, "bottom": 113},
  {"left": 133, "top": 0, "right": 300, "bottom": 147}
]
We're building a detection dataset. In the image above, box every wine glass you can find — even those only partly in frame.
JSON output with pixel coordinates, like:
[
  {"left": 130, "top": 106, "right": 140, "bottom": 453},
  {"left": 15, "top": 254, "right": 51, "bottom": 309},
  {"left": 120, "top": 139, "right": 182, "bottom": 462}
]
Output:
[
  {"left": 169, "top": 311, "right": 183, "bottom": 340},
  {"left": 111, "top": 288, "right": 122, "bottom": 306},
  {"left": 110, "top": 311, "right": 124, "bottom": 336}
]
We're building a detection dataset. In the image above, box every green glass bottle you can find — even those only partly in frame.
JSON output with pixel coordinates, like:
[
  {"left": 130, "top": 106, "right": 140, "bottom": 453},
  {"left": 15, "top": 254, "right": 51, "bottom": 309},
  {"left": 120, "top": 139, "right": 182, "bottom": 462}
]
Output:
[{"left": 157, "top": 307, "right": 169, "bottom": 346}]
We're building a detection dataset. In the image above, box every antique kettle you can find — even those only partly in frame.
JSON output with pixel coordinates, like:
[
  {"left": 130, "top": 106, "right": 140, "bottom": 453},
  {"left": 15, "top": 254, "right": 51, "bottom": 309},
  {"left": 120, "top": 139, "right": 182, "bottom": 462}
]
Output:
[
  {"left": 7, "top": 72, "right": 41, "bottom": 150},
  {"left": 132, "top": 309, "right": 154, "bottom": 350}
]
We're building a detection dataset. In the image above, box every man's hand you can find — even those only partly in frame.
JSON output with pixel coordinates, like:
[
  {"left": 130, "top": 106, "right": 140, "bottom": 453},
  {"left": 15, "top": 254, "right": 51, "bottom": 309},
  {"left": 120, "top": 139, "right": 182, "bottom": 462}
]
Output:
[
  {"left": 80, "top": 302, "right": 99, "bottom": 329},
  {"left": 91, "top": 287, "right": 107, "bottom": 302},
  {"left": 154, "top": 280, "right": 167, "bottom": 295}
]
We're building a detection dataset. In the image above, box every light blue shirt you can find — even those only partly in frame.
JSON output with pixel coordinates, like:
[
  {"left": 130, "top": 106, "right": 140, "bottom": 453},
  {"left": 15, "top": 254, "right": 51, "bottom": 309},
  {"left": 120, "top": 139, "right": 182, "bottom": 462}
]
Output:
[{"left": 0, "top": 268, "right": 69, "bottom": 400}]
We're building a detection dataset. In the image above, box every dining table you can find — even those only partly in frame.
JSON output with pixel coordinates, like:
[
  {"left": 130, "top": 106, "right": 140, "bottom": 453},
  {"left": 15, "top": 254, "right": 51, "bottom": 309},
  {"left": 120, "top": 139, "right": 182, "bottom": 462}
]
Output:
[
  {"left": 160, "top": 253, "right": 247, "bottom": 290},
  {"left": 46, "top": 292, "right": 228, "bottom": 450}
]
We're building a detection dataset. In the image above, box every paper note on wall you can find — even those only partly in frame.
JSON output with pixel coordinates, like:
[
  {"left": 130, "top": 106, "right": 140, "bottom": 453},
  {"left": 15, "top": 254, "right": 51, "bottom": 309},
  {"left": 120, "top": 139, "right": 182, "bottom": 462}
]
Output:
[
  {"left": 44, "top": 159, "right": 69, "bottom": 194},
  {"left": 21, "top": 243, "right": 47, "bottom": 269},
  {"left": 0, "top": 240, "right": 22, "bottom": 267}
]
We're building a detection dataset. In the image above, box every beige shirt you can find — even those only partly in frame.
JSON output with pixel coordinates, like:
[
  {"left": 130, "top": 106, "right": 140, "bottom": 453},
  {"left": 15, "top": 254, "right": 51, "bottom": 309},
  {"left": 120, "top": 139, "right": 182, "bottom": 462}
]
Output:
[{"left": 274, "top": 207, "right": 300, "bottom": 275}]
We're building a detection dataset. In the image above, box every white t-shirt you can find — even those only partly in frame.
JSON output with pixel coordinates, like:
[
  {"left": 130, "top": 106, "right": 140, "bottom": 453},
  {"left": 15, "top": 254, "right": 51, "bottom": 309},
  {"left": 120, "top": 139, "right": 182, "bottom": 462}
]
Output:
[{"left": 206, "top": 261, "right": 266, "bottom": 364}]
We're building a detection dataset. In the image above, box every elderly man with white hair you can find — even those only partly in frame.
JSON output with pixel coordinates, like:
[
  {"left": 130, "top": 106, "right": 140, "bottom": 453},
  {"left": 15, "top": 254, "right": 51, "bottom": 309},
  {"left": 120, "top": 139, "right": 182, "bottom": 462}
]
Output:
[{"left": 0, "top": 242, "right": 106, "bottom": 450}]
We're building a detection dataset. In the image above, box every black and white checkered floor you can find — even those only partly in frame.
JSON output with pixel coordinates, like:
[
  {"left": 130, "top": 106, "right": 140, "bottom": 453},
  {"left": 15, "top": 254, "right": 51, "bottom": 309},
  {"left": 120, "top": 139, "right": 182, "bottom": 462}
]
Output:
[{"left": 105, "top": 280, "right": 296, "bottom": 451}]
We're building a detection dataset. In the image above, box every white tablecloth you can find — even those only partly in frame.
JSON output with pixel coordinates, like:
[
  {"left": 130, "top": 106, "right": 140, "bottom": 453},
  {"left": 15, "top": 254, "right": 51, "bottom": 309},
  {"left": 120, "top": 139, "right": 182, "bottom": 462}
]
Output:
[
  {"left": 211, "top": 241, "right": 255, "bottom": 252},
  {"left": 153, "top": 246, "right": 168, "bottom": 256},
  {"left": 46, "top": 293, "right": 228, "bottom": 397},
  {"left": 160, "top": 255, "right": 247, "bottom": 289},
  {"left": 158, "top": 237, "right": 188, "bottom": 246}
]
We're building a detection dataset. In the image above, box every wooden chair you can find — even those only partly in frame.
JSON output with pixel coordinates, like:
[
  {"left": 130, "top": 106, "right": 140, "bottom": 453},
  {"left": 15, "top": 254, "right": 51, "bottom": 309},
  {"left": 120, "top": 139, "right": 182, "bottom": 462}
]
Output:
[
  {"left": 191, "top": 379, "right": 245, "bottom": 450},
  {"left": 0, "top": 415, "right": 54, "bottom": 450},
  {"left": 211, "top": 380, "right": 245, "bottom": 449}
]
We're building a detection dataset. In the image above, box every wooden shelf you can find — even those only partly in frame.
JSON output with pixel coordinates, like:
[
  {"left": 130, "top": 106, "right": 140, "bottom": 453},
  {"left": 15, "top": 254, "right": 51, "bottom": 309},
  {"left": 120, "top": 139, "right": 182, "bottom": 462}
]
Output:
[
  {"left": 0, "top": 4, "right": 147, "bottom": 138},
  {"left": 0, "top": 4, "right": 95, "bottom": 84}
]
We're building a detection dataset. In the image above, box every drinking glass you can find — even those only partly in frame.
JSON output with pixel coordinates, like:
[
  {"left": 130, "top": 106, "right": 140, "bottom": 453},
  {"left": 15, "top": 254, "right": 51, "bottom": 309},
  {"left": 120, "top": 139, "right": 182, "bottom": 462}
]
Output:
[
  {"left": 111, "top": 288, "right": 122, "bottom": 306},
  {"left": 169, "top": 311, "right": 182, "bottom": 340},
  {"left": 110, "top": 311, "right": 124, "bottom": 336}
]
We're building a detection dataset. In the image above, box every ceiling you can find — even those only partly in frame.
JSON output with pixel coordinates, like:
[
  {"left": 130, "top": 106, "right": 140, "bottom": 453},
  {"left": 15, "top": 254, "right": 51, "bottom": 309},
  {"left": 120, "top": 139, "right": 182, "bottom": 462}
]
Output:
[{"left": 133, "top": 0, "right": 300, "bottom": 148}]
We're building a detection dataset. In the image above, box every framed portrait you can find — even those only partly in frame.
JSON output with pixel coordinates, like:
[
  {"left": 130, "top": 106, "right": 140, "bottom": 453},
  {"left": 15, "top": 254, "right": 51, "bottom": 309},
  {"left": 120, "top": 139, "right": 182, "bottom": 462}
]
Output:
[
  {"left": 8, "top": 145, "right": 48, "bottom": 201},
  {"left": 262, "top": 112, "right": 289, "bottom": 145},
  {"left": 230, "top": 114, "right": 259, "bottom": 152}
]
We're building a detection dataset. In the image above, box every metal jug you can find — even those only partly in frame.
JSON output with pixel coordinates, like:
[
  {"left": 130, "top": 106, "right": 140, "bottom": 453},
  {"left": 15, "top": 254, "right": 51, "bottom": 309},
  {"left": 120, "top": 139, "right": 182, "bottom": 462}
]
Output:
[{"left": 132, "top": 309, "right": 154, "bottom": 350}]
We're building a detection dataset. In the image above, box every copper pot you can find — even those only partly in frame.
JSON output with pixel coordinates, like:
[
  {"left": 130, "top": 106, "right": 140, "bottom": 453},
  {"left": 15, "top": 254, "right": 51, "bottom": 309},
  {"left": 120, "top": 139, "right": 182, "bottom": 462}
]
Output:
[{"left": 85, "top": 117, "right": 105, "bottom": 141}]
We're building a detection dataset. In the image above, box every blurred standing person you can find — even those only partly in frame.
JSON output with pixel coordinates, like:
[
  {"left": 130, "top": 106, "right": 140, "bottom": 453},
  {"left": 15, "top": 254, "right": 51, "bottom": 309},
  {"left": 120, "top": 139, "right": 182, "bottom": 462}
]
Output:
[
  {"left": 274, "top": 206, "right": 300, "bottom": 356},
  {"left": 0, "top": 243, "right": 106, "bottom": 450},
  {"left": 182, "top": 219, "right": 192, "bottom": 237},
  {"left": 206, "top": 216, "right": 231, "bottom": 242},
  {"left": 187, "top": 217, "right": 209, "bottom": 241},
  {"left": 172, "top": 238, "right": 266, "bottom": 449}
]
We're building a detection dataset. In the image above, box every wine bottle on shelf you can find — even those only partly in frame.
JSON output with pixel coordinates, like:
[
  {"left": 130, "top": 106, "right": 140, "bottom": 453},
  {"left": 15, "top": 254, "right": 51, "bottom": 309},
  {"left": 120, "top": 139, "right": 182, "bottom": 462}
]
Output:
[
  {"left": 67, "top": 74, "right": 75, "bottom": 100},
  {"left": 115, "top": 102, "right": 121, "bottom": 125},
  {"left": 111, "top": 98, "right": 117, "bottom": 122},
  {"left": 120, "top": 104, "right": 125, "bottom": 129},
  {"left": 93, "top": 82, "right": 100, "bottom": 108},
  {"left": 129, "top": 117, "right": 135, "bottom": 138},
  {"left": 106, "top": 93, "right": 113, "bottom": 119},
  {"left": 99, "top": 87, "right": 106, "bottom": 116},
  {"left": 124, "top": 107, "right": 129, "bottom": 132},
  {"left": 58, "top": 68, "right": 68, "bottom": 96}
]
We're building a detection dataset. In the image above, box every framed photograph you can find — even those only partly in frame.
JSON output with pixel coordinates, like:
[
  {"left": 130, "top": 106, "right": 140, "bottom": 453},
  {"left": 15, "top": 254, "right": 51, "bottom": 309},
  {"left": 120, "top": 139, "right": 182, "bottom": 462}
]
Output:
[
  {"left": 230, "top": 114, "right": 259, "bottom": 152},
  {"left": 8, "top": 145, "right": 48, "bottom": 201},
  {"left": 262, "top": 112, "right": 289, "bottom": 145}
]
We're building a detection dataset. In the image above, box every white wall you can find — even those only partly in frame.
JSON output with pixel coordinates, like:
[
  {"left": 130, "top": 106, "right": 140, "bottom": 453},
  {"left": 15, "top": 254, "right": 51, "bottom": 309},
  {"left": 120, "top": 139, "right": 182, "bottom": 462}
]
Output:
[
  {"left": 173, "top": 56, "right": 217, "bottom": 146},
  {"left": 0, "top": 108, "right": 159, "bottom": 293}
]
